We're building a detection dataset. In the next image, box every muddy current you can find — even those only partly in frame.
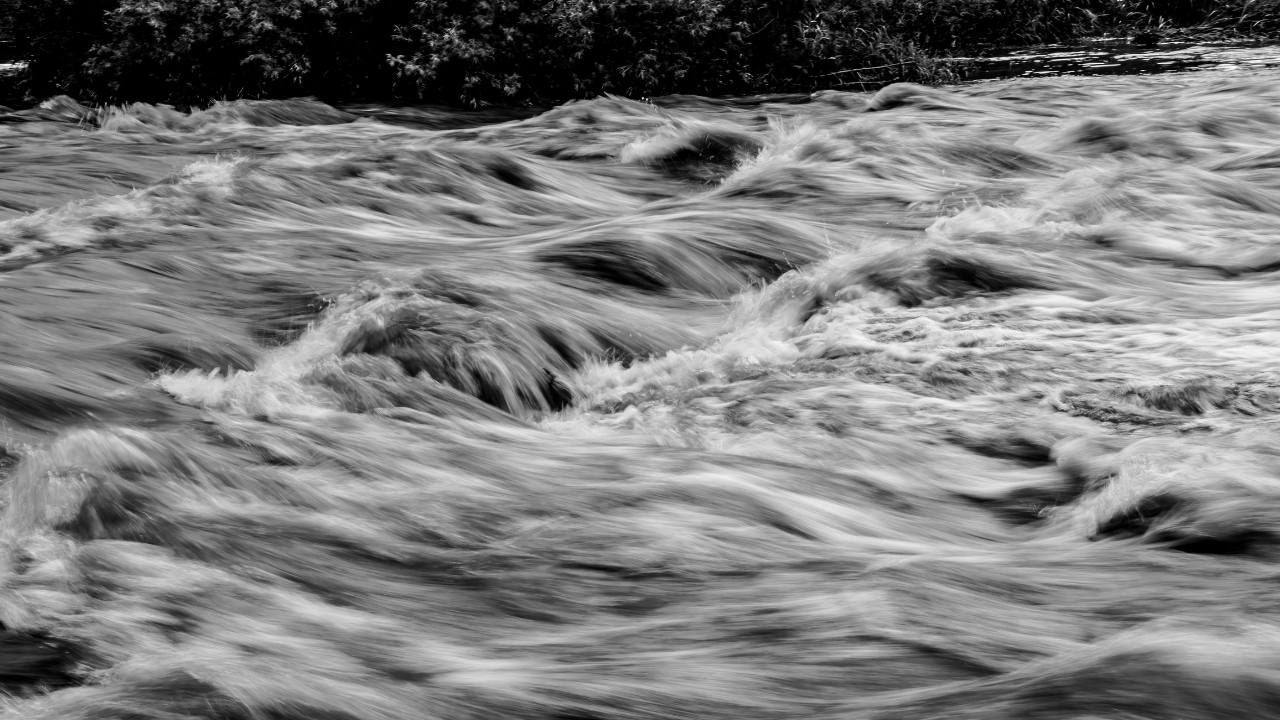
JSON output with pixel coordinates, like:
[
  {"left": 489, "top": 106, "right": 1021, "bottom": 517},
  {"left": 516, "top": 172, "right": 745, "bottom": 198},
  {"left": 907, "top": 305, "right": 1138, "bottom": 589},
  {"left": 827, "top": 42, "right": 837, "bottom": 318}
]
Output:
[{"left": 2, "top": 67, "right": 1280, "bottom": 718}]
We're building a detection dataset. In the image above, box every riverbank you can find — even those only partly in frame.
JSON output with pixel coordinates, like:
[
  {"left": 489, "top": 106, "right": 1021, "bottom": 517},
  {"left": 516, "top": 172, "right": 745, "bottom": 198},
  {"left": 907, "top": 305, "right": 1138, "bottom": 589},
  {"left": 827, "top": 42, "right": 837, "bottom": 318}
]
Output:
[
  {"left": 5, "top": 35, "right": 1280, "bottom": 119},
  {"left": 0, "top": 62, "right": 23, "bottom": 109},
  {"left": 4, "top": 0, "right": 1279, "bottom": 108}
]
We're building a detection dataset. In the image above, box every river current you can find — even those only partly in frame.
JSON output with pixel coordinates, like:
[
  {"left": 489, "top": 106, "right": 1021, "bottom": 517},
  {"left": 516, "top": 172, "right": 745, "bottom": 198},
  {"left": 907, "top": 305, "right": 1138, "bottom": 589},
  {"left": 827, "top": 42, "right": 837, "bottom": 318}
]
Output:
[{"left": 1, "top": 63, "right": 1280, "bottom": 718}]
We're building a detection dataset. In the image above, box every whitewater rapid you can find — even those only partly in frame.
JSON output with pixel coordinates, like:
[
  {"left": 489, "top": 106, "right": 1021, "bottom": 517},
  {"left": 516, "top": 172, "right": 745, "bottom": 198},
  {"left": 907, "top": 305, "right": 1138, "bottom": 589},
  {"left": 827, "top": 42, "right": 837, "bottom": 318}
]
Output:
[{"left": 1, "top": 68, "right": 1280, "bottom": 718}]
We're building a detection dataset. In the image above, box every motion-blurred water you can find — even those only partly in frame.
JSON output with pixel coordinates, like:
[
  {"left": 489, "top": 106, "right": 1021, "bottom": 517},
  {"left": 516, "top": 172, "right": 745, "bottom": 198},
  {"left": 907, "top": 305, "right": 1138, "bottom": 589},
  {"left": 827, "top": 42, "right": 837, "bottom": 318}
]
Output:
[
  {"left": 967, "top": 38, "right": 1280, "bottom": 79},
  {"left": 3, "top": 66, "right": 1280, "bottom": 718}
]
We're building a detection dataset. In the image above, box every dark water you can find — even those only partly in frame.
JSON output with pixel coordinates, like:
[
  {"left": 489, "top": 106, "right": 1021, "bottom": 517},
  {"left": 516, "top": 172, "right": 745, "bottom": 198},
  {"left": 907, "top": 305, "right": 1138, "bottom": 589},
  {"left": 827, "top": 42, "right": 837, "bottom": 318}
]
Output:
[{"left": 4, "top": 63, "right": 1280, "bottom": 720}]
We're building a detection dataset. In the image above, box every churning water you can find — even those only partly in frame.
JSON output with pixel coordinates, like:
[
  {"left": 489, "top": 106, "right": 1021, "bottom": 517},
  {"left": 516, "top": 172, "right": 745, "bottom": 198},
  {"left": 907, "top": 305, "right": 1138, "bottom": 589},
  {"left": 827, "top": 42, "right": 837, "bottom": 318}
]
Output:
[
  {"left": 3, "top": 66, "right": 1280, "bottom": 718},
  {"left": 966, "top": 38, "right": 1280, "bottom": 79}
]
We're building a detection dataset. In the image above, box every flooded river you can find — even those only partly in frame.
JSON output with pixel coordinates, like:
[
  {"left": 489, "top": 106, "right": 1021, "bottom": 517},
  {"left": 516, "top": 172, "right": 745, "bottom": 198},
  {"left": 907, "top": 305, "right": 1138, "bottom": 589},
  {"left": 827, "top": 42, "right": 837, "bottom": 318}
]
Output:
[{"left": 1, "top": 41, "right": 1280, "bottom": 720}]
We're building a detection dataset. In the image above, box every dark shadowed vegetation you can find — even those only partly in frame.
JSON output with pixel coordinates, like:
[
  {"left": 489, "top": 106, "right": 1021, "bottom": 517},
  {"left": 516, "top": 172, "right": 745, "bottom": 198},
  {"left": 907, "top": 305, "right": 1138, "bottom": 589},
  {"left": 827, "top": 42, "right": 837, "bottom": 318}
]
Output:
[{"left": 5, "top": 0, "right": 1280, "bottom": 106}]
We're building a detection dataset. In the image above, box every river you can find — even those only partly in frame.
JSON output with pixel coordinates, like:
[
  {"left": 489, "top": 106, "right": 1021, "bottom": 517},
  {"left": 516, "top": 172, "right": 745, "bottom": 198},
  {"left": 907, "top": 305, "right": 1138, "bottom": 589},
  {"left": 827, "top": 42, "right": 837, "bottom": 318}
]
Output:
[
  {"left": 0, "top": 53, "right": 1279, "bottom": 720},
  {"left": 968, "top": 37, "right": 1280, "bottom": 79}
]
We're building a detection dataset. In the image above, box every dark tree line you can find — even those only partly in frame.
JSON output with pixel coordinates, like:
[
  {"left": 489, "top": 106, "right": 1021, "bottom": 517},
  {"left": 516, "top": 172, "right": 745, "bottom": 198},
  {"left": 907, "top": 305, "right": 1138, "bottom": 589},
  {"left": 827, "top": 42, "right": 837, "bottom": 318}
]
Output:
[{"left": 3, "top": 0, "right": 1276, "bottom": 106}]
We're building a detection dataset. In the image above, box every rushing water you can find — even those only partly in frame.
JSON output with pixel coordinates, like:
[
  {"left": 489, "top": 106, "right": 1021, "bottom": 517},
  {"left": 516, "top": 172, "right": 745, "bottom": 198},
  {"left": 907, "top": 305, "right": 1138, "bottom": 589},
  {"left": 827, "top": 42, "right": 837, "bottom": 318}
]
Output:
[
  {"left": 3, "top": 66, "right": 1280, "bottom": 718},
  {"left": 967, "top": 38, "right": 1280, "bottom": 79}
]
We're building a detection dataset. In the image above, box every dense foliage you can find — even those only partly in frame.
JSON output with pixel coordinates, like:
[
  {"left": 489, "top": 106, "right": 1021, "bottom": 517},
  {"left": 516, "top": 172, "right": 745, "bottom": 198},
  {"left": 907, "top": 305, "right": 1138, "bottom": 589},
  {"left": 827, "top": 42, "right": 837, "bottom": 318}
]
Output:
[
  {"left": 6, "top": 0, "right": 1280, "bottom": 105},
  {"left": 0, "top": 0, "right": 12, "bottom": 56},
  {"left": 384, "top": 0, "right": 1094, "bottom": 103},
  {"left": 10, "top": 0, "right": 405, "bottom": 102}
]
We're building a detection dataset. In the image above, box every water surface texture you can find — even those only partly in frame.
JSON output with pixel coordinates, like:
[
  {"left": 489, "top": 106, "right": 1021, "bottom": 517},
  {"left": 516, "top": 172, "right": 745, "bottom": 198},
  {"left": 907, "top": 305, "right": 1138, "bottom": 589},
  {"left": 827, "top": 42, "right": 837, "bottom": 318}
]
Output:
[
  {"left": 3, "top": 69, "right": 1280, "bottom": 718},
  {"left": 969, "top": 39, "right": 1280, "bottom": 78}
]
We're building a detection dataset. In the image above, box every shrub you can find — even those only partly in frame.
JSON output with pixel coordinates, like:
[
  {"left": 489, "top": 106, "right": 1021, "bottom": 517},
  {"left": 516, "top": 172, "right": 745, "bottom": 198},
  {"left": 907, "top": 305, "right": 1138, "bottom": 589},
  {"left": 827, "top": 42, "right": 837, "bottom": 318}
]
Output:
[
  {"left": 92, "top": 0, "right": 418, "bottom": 103},
  {"left": 1090, "top": 0, "right": 1280, "bottom": 32},
  {"left": 388, "top": 0, "right": 803, "bottom": 102},
  {"left": 387, "top": 0, "right": 1111, "bottom": 105},
  {"left": 0, "top": 0, "right": 13, "bottom": 55},
  {"left": 10, "top": 0, "right": 411, "bottom": 103},
  {"left": 5, "top": 0, "right": 1280, "bottom": 106},
  {"left": 10, "top": 0, "right": 115, "bottom": 98}
]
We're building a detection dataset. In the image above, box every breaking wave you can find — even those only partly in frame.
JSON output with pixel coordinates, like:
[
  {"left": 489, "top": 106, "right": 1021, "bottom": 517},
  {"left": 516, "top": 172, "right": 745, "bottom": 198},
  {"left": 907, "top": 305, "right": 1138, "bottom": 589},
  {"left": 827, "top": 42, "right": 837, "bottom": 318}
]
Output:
[{"left": 3, "top": 71, "right": 1280, "bottom": 718}]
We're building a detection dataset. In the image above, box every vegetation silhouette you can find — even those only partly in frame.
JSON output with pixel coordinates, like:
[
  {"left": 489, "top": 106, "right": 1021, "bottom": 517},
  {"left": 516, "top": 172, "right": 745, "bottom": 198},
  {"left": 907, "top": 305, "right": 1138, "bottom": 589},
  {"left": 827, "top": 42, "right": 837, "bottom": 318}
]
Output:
[{"left": 4, "top": 0, "right": 1280, "bottom": 106}]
